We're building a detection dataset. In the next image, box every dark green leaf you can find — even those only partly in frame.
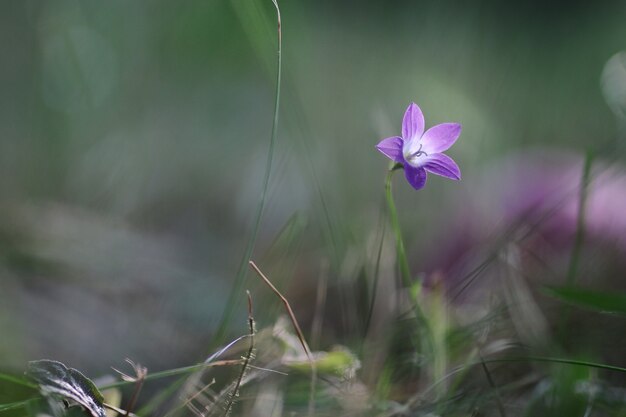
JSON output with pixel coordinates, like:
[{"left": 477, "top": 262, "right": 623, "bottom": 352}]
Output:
[
  {"left": 544, "top": 286, "right": 626, "bottom": 315},
  {"left": 26, "top": 360, "right": 106, "bottom": 417}
]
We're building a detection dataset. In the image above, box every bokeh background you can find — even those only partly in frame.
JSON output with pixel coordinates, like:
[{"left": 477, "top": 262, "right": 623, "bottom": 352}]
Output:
[{"left": 2, "top": 0, "right": 626, "bottom": 386}]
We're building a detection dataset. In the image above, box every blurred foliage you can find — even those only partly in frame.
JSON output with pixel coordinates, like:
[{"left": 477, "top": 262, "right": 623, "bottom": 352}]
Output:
[{"left": 2, "top": 0, "right": 626, "bottom": 415}]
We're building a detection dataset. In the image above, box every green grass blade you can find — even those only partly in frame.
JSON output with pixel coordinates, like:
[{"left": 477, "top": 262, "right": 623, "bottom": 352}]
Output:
[
  {"left": 559, "top": 150, "right": 592, "bottom": 342},
  {"left": 565, "top": 150, "right": 593, "bottom": 287},
  {"left": 363, "top": 204, "right": 386, "bottom": 338},
  {"left": 0, "top": 372, "right": 36, "bottom": 389},
  {"left": 214, "top": 0, "right": 282, "bottom": 343},
  {"left": 485, "top": 356, "right": 626, "bottom": 374},
  {"left": 546, "top": 286, "right": 626, "bottom": 316},
  {"left": 0, "top": 400, "right": 31, "bottom": 412}
]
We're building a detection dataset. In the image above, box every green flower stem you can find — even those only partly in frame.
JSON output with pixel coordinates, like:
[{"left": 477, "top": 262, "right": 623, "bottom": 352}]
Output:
[
  {"left": 384, "top": 165, "right": 436, "bottom": 377},
  {"left": 385, "top": 164, "right": 412, "bottom": 289}
]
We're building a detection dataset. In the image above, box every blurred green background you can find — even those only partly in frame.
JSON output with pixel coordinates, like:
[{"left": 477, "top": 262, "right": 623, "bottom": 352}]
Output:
[{"left": 1, "top": 0, "right": 625, "bottom": 377}]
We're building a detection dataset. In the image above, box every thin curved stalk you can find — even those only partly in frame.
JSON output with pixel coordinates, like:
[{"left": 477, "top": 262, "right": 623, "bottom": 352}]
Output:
[{"left": 214, "top": 0, "right": 282, "bottom": 343}]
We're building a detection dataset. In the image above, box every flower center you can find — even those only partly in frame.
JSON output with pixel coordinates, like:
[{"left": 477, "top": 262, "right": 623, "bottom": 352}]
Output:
[{"left": 404, "top": 144, "right": 428, "bottom": 166}]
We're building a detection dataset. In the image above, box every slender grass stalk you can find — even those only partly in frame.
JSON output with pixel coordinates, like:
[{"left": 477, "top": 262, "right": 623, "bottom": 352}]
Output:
[
  {"left": 99, "top": 360, "right": 242, "bottom": 391},
  {"left": 310, "top": 261, "right": 328, "bottom": 350},
  {"left": 363, "top": 204, "right": 386, "bottom": 337},
  {"left": 485, "top": 356, "right": 626, "bottom": 374},
  {"left": 136, "top": 378, "right": 186, "bottom": 416},
  {"left": 0, "top": 398, "right": 40, "bottom": 412},
  {"left": 0, "top": 372, "right": 36, "bottom": 389},
  {"left": 231, "top": 0, "right": 341, "bottom": 270},
  {"left": 566, "top": 150, "right": 594, "bottom": 287},
  {"left": 223, "top": 292, "right": 256, "bottom": 417},
  {"left": 480, "top": 356, "right": 507, "bottom": 417},
  {"left": 559, "top": 150, "right": 593, "bottom": 343},
  {"left": 214, "top": 0, "right": 282, "bottom": 343}
]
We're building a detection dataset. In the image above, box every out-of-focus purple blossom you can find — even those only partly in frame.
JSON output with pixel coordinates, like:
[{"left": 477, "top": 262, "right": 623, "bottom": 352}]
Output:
[
  {"left": 474, "top": 150, "right": 626, "bottom": 251},
  {"left": 423, "top": 149, "right": 626, "bottom": 294},
  {"left": 413, "top": 150, "right": 626, "bottom": 353},
  {"left": 376, "top": 102, "right": 462, "bottom": 190}
]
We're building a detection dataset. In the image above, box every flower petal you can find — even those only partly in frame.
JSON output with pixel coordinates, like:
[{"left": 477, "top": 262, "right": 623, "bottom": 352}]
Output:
[
  {"left": 420, "top": 123, "right": 462, "bottom": 154},
  {"left": 402, "top": 103, "right": 425, "bottom": 142},
  {"left": 376, "top": 136, "right": 404, "bottom": 163},
  {"left": 423, "top": 153, "right": 461, "bottom": 180},
  {"left": 404, "top": 165, "right": 428, "bottom": 190}
]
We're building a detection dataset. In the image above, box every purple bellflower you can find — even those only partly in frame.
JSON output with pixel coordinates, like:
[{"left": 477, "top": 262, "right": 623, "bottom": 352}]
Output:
[{"left": 376, "top": 102, "right": 462, "bottom": 190}]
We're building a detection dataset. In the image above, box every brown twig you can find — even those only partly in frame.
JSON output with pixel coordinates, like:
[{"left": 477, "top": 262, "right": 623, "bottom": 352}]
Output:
[
  {"left": 248, "top": 261, "right": 317, "bottom": 416},
  {"left": 111, "top": 359, "right": 147, "bottom": 417},
  {"left": 248, "top": 261, "right": 311, "bottom": 359}
]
